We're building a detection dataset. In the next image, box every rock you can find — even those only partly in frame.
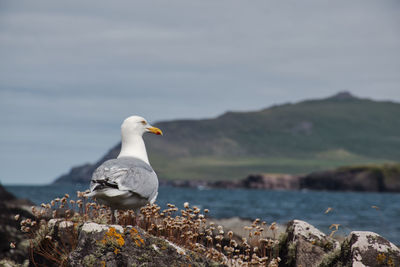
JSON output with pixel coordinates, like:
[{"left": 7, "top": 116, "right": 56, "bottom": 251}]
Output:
[
  {"left": 161, "top": 174, "right": 301, "bottom": 191},
  {"left": 25, "top": 216, "right": 400, "bottom": 267},
  {"left": 323, "top": 231, "right": 400, "bottom": 267},
  {"left": 0, "top": 258, "right": 29, "bottom": 267},
  {"left": 279, "top": 220, "right": 339, "bottom": 267},
  {"left": 241, "top": 174, "right": 301, "bottom": 190},
  {"left": 71, "top": 222, "right": 223, "bottom": 267},
  {"left": 31, "top": 221, "right": 224, "bottom": 267},
  {"left": 161, "top": 164, "right": 400, "bottom": 192},
  {"left": 0, "top": 184, "right": 34, "bottom": 264},
  {"left": 300, "top": 168, "right": 386, "bottom": 192},
  {"left": 0, "top": 184, "right": 17, "bottom": 202}
]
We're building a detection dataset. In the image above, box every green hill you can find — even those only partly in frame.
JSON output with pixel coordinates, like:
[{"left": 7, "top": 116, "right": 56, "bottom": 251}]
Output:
[{"left": 54, "top": 92, "right": 400, "bottom": 183}]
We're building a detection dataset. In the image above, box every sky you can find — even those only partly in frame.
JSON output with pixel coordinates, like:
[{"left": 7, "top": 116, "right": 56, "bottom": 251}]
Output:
[{"left": 1, "top": 0, "right": 399, "bottom": 184}]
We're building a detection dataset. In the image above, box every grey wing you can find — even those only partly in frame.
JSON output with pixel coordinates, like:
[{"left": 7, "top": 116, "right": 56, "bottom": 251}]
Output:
[{"left": 90, "top": 158, "right": 159, "bottom": 201}]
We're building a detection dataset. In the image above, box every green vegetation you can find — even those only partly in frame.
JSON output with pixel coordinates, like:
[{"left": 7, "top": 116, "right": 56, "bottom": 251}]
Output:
[
  {"left": 151, "top": 154, "right": 391, "bottom": 181},
  {"left": 145, "top": 94, "right": 400, "bottom": 180},
  {"left": 338, "top": 163, "right": 400, "bottom": 190},
  {"left": 53, "top": 93, "right": 400, "bottom": 184}
]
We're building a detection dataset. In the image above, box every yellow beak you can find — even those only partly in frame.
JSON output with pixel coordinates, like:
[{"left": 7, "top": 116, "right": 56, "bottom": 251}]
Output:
[{"left": 147, "top": 126, "right": 163, "bottom": 136}]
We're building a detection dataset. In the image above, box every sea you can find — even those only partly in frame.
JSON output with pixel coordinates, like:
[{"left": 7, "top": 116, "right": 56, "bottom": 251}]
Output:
[{"left": 5, "top": 184, "right": 400, "bottom": 245}]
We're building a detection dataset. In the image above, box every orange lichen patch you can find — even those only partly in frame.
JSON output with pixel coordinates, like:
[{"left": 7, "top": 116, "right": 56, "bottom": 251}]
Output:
[
  {"left": 101, "top": 227, "right": 125, "bottom": 247},
  {"left": 134, "top": 240, "right": 143, "bottom": 247},
  {"left": 377, "top": 253, "right": 386, "bottom": 264},
  {"left": 130, "top": 227, "right": 144, "bottom": 247},
  {"left": 114, "top": 248, "right": 120, "bottom": 255},
  {"left": 100, "top": 260, "right": 106, "bottom": 267}
]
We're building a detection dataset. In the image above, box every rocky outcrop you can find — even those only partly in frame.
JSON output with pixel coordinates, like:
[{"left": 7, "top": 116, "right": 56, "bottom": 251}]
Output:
[
  {"left": 241, "top": 174, "right": 301, "bottom": 190},
  {"left": 0, "top": 184, "right": 34, "bottom": 266},
  {"left": 162, "top": 165, "right": 400, "bottom": 192},
  {"left": 30, "top": 221, "right": 223, "bottom": 267},
  {"left": 243, "top": 165, "right": 400, "bottom": 192},
  {"left": 279, "top": 220, "right": 339, "bottom": 267},
  {"left": 325, "top": 231, "right": 400, "bottom": 267},
  {"left": 300, "top": 167, "right": 386, "bottom": 192},
  {"left": 279, "top": 220, "right": 400, "bottom": 267},
  {"left": 8, "top": 212, "right": 399, "bottom": 267},
  {"left": 71, "top": 223, "right": 220, "bottom": 267},
  {"left": 162, "top": 174, "right": 302, "bottom": 190}
]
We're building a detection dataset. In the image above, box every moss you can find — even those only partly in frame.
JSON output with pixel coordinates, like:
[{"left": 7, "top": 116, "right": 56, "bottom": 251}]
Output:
[
  {"left": 135, "top": 252, "right": 153, "bottom": 262},
  {"left": 279, "top": 226, "right": 296, "bottom": 266},
  {"left": 312, "top": 238, "right": 336, "bottom": 252},
  {"left": 337, "top": 238, "right": 353, "bottom": 267},
  {"left": 287, "top": 242, "right": 297, "bottom": 266},
  {"left": 278, "top": 231, "right": 288, "bottom": 252},
  {"left": 82, "top": 254, "right": 96, "bottom": 267},
  {"left": 156, "top": 239, "right": 169, "bottom": 250},
  {"left": 277, "top": 230, "right": 292, "bottom": 266},
  {"left": 97, "top": 238, "right": 107, "bottom": 251},
  {"left": 318, "top": 248, "right": 341, "bottom": 267},
  {"left": 278, "top": 232, "right": 288, "bottom": 243}
]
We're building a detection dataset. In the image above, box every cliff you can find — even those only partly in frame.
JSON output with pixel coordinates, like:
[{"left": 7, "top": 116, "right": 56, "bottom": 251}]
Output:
[
  {"left": 162, "top": 163, "right": 400, "bottom": 192},
  {"left": 300, "top": 164, "right": 400, "bottom": 192}
]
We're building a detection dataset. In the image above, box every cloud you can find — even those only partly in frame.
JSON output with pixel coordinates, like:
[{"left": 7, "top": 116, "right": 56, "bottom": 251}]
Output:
[{"left": 0, "top": 0, "right": 399, "bottom": 183}]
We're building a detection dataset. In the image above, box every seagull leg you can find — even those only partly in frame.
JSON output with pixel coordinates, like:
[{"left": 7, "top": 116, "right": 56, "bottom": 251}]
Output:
[
  {"left": 111, "top": 209, "right": 116, "bottom": 224},
  {"left": 133, "top": 209, "right": 139, "bottom": 227},
  {"left": 135, "top": 212, "right": 139, "bottom": 227},
  {"left": 132, "top": 210, "right": 139, "bottom": 226}
]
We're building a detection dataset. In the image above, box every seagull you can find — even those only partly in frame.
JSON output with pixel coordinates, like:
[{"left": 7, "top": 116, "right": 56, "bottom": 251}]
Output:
[{"left": 87, "top": 115, "right": 162, "bottom": 222}]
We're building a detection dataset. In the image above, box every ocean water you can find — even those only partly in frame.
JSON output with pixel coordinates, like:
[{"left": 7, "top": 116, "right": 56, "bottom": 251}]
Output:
[{"left": 5, "top": 184, "right": 400, "bottom": 245}]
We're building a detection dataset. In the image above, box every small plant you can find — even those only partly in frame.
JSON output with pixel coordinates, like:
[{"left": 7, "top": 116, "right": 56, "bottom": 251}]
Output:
[{"left": 18, "top": 191, "right": 282, "bottom": 266}]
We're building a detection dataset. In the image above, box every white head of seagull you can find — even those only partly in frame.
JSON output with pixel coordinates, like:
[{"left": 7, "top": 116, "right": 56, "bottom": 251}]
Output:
[{"left": 118, "top": 115, "right": 162, "bottom": 164}]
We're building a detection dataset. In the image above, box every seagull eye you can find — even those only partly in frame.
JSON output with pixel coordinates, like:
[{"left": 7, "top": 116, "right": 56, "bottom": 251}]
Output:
[{"left": 141, "top": 120, "right": 147, "bottom": 125}]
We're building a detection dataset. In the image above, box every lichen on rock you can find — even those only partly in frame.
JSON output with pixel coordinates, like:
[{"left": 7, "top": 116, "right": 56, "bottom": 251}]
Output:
[
  {"left": 68, "top": 222, "right": 224, "bottom": 267},
  {"left": 279, "top": 220, "right": 339, "bottom": 267},
  {"left": 339, "top": 231, "right": 400, "bottom": 267}
]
